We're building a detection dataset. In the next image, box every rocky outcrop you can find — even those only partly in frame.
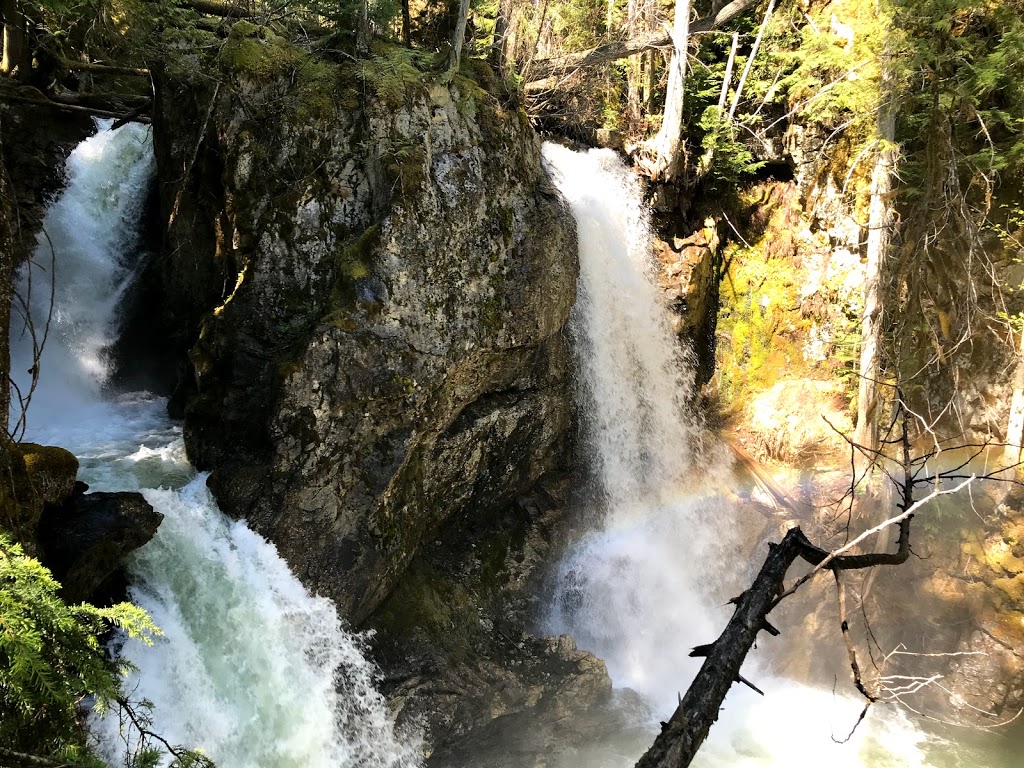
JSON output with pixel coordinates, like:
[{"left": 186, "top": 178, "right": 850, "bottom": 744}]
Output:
[
  {"left": 38, "top": 490, "right": 162, "bottom": 604},
  {"left": 0, "top": 443, "right": 79, "bottom": 554},
  {"left": 0, "top": 440, "right": 161, "bottom": 603},
  {"left": 367, "top": 474, "right": 651, "bottom": 766},
  {"left": 144, "top": 27, "right": 577, "bottom": 627}
]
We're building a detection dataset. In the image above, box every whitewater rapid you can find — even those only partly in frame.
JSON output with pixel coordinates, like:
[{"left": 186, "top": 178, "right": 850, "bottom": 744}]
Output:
[{"left": 10, "top": 122, "right": 419, "bottom": 767}]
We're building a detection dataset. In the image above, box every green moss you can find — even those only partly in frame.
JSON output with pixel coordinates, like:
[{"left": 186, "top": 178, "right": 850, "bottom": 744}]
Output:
[
  {"left": 290, "top": 57, "right": 339, "bottom": 123},
  {"left": 339, "top": 224, "right": 378, "bottom": 280},
  {"left": 16, "top": 444, "right": 78, "bottom": 482},
  {"left": 219, "top": 23, "right": 302, "bottom": 81},
  {"left": 0, "top": 443, "right": 78, "bottom": 553},
  {"left": 217, "top": 23, "right": 341, "bottom": 123},
  {"left": 357, "top": 43, "right": 431, "bottom": 110},
  {"left": 384, "top": 143, "right": 427, "bottom": 199}
]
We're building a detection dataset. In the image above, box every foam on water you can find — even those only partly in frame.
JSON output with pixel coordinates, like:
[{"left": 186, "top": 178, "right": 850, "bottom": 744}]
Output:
[{"left": 11, "top": 121, "right": 420, "bottom": 767}]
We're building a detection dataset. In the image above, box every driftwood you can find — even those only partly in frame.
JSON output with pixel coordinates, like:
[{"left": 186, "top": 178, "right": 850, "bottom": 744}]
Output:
[
  {"left": 635, "top": 515, "right": 920, "bottom": 768},
  {"left": 525, "top": 0, "right": 759, "bottom": 84}
]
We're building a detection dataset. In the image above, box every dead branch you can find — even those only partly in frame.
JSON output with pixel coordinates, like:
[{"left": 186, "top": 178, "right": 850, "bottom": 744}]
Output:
[
  {"left": 525, "top": 0, "right": 758, "bottom": 84},
  {"left": 0, "top": 93, "right": 152, "bottom": 124},
  {"left": 59, "top": 59, "right": 150, "bottom": 77}
]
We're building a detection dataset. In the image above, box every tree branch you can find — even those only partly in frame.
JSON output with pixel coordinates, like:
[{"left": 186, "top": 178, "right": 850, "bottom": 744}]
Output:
[{"left": 525, "top": 0, "right": 759, "bottom": 84}]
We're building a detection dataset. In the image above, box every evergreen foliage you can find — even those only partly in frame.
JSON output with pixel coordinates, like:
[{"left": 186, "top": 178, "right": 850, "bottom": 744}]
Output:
[{"left": 0, "top": 532, "right": 156, "bottom": 759}]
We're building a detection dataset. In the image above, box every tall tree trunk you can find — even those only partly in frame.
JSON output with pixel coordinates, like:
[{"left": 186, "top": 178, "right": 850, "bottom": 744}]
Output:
[
  {"left": 854, "top": 66, "right": 897, "bottom": 464},
  {"left": 448, "top": 0, "right": 472, "bottom": 73},
  {"left": 1, "top": 0, "right": 27, "bottom": 77},
  {"left": 1004, "top": 328, "right": 1024, "bottom": 470},
  {"left": 0, "top": 130, "right": 13, "bottom": 443},
  {"left": 356, "top": 0, "right": 370, "bottom": 55},
  {"left": 648, "top": 0, "right": 691, "bottom": 181},
  {"left": 401, "top": 0, "right": 411, "bottom": 46},
  {"left": 491, "top": 0, "right": 512, "bottom": 71}
]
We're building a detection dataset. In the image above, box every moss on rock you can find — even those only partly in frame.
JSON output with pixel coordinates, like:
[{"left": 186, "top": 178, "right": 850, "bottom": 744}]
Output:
[{"left": 0, "top": 443, "right": 78, "bottom": 554}]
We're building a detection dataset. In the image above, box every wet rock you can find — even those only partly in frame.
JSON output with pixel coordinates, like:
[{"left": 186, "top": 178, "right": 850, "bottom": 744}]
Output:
[
  {"left": 147, "top": 45, "right": 577, "bottom": 625},
  {"left": 38, "top": 491, "right": 162, "bottom": 603}
]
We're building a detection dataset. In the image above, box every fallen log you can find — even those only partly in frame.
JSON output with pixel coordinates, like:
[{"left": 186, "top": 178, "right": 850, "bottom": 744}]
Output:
[
  {"left": 60, "top": 59, "right": 150, "bottom": 77},
  {"left": 635, "top": 527, "right": 804, "bottom": 768},
  {"left": 0, "top": 93, "right": 151, "bottom": 124},
  {"left": 177, "top": 0, "right": 254, "bottom": 17}
]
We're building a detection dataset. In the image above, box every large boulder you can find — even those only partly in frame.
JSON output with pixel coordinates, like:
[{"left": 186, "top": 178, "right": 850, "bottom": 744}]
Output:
[
  {"left": 38, "top": 491, "right": 162, "bottom": 604},
  {"left": 141, "top": 29, "right": 577, "bottom": 624}
]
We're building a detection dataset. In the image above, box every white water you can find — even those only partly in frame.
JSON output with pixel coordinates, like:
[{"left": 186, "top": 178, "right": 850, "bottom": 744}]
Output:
[
  {"left": 540, "top": 143, "right": 941, "bottom": 767},
  {"left": 10, "top": 122, "right": 419, "bottom": 768}
]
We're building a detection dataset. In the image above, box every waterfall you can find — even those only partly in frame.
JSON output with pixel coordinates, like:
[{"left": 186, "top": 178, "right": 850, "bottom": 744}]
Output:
[
  {"left": 540, "top": 144, "right": 952, "bottom": 768},
  {"left": 10, "top": 121, "right": 419, "bottom": 768}
]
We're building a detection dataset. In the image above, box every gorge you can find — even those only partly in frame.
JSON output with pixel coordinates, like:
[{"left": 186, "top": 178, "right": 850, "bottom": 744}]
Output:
[{"left": 3, "top": 2, "right": 1024, "bottom": 767}]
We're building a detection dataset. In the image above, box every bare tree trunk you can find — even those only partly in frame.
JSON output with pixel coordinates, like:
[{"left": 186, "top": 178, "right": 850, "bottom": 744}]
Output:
[
  {"left": 1004, "top": 328, "right": 1024, "bottom": 469},
  {"left": 854, "top": 66, "right": 897, "bottom": 464},
  {"left": 356, "top": 0, "right": 371, "bottom": 55},
  {"left": 648, "top": 0, "right": 691, "bottom": 181},
  {"left": 1, "top": 0, "right": 27, "bottom": 77},
  {"left": 448, "top": 0, "right": 472, "bottom": 73},
  {"left": 491, "top": 0, "right": 512, "bottom": 70},
  {"left": 0, "top": 129, "right": 12, "bottom": 439},
  {"left": 718, "top": 32, "right": 738, "bottom": 113},
  {"left": 727, "top": 0, "right": 775, "bottom": 121},
  {"left": 525, "top": 0, "right": 757, "bottom": 84}
]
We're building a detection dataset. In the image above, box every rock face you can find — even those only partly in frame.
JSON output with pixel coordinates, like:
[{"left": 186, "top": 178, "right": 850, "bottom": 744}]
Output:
[
  {"left": 38, "top": 491, "right": 162, "bottom": 604},
  {"left": 144, "top": 28, "right": 577, "bottom": 626}
]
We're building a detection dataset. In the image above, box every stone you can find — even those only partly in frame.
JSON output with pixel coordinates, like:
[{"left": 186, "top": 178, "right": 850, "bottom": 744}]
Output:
[
  {"left": 142, "top": 48, "right": 578, "bottom": 627},
  {"left": 38, "top": 491, "right": 162, "bottom": 604}
]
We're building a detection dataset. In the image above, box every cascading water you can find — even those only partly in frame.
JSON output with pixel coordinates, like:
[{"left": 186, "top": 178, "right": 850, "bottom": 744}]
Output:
[
  {"left": 10, "top": 121, "right": 419, "bottom": 767},
  {"left": 538, "top": 143, "right": 1009, "bottom": 768}
]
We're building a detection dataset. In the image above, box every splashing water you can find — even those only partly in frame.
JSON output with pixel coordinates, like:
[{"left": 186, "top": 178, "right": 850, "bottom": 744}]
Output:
[
  {"left": 10, "top": 121, "right": 419, "bottom": 767},
  {"left": 539, "top": 143, "right": 970, "bottom": 767}
]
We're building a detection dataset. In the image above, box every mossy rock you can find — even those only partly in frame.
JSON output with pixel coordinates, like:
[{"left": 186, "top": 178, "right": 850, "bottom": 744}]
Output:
[
  {"left": 0, "top": 443, "right": 78, "bottom": 553},
  {"left": 15, "top": 444, "right": 78, "bottom": 506}
]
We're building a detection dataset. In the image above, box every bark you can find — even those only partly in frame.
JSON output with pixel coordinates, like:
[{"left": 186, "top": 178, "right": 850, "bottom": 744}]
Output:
[
  {"left": 1, "top": 0, "right": 27, "bottom": 77},
  {"left": 356, "top": 0, "right": 370, "bottom": 56},
  {"left": 1004, "top": 328, "right": 1024, "bottom": 469},
  {"left": 175, "top": 0, "right": 252, "bottom": 17},
  {"left": 448, "top": 0, "right": 473, "bottom": 73},
  {"left": 635, "top": 511, "right": 917, "bottom": 768},
  {"left": 0, "top": 128, "right": 12, "bottom": 441},
  {"left": 854, "top": 66, "right": 897, "bottom": 463},
  {"left": 717, "top": 32, "right": 738, "bottom": 113},
  {"left": 491, "top": 0, "right": 513, "bottom": 71},
  {"left": 635, "top": 528, "right": 804, "bottom": 768},
  {"left": 401, "top": 0, "right": 411, "bottom": 47},
  {"left": 525, "top": 0, "right": 757, "bottom": 83},
  {"left": 647, "top": 0, "right": 691, "bottom": 181},
  {"left": 727, "top": 0, "right": 775, "bottom": 122}
]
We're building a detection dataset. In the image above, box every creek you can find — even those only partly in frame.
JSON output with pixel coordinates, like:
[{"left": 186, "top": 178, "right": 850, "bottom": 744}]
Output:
[
  {"left": 10, "top": 122, "right": 419, "bottom": 768},
  {"left": 540, "top": 143, "right": 1022, "bottom": 768},
  {"left": 8, "top": 121, "right": 1021, "bottom": 768}
]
